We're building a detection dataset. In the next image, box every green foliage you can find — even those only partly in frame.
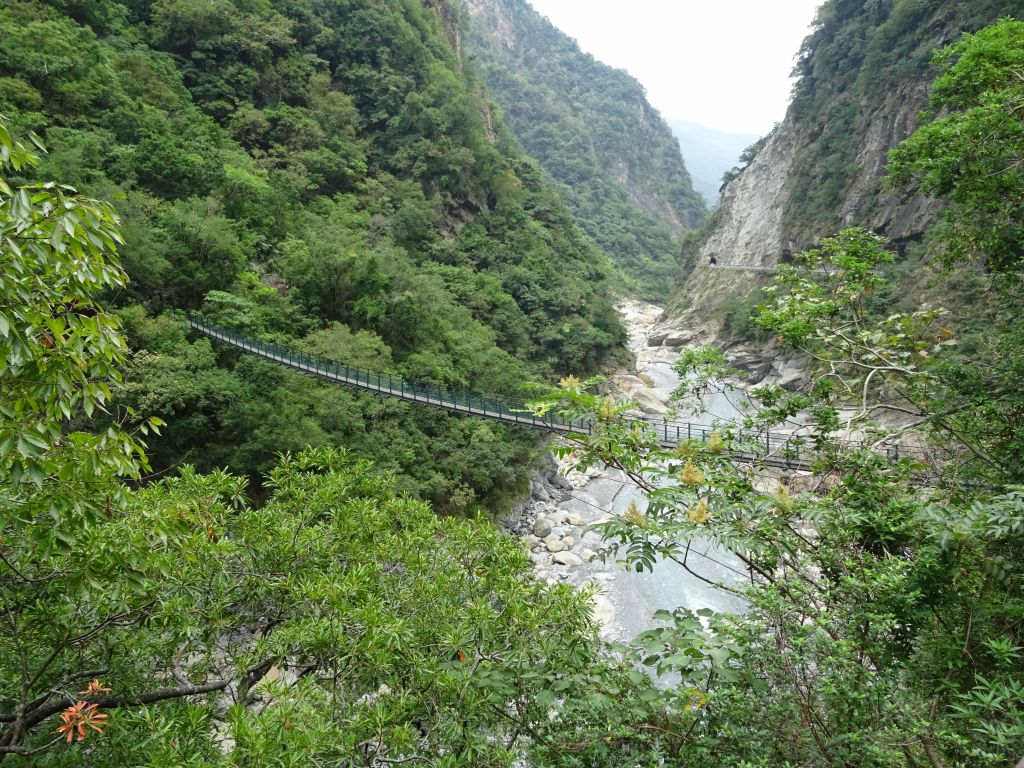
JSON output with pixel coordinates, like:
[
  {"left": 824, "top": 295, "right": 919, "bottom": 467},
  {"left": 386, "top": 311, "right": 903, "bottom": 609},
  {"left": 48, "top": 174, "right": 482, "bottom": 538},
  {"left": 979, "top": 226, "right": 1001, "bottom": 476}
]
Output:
[
  {"left": 0, "top": 118, "right": 162, "bottom": 535},
  {"left": 0, "top": 120, "right": 644, "bottom": 765},
  {"left": 0, "top": 0, "right": 627, "bottom": 508},
  {"left": 465, "top": 0, "right": 706, "bottom": 300},
  {"left": 7, "top": 5, "right": 1024, "bottom": 765},
  {"left": 888, "top": 17, "right": 1024, "bottom": 272},
  {"left": 754, "top": 227, "right": 1024, "bottom": 482},
  {"left": 883, "top": 19, "right": 1024, "bottom": 482},
  {"left": 3, "top": 419, "right": 620, "bottom": 765},
  {"left": 710, "top": 287, "right": 773, "bottom": 343},
  {"left": 532, "top": 228, "right": 1024, "bottom": 764}
]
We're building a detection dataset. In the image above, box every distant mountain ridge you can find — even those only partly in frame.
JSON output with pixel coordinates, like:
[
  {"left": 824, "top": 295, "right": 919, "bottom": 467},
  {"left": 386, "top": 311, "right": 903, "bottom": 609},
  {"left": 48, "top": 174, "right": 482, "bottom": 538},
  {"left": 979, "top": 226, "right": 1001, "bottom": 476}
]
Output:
[
  {"left": 666, "top": 119, "right": 759, "bottom": 208},
  {"left": 462, "top": 0, "right": 706, "bottom": 299}
]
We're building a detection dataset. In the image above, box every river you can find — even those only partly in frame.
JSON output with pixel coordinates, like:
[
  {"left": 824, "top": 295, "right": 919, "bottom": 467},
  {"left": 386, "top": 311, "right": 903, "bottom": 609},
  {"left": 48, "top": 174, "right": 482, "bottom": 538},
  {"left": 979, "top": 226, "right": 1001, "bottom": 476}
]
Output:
[{"left": 507, "top": 299, "right": 749, "bottom": 641}]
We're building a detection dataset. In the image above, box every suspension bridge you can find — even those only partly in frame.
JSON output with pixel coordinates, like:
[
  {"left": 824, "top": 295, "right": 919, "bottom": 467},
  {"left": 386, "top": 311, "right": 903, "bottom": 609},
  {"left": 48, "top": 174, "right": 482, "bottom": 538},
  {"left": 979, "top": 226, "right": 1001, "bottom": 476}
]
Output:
[{"left": 186, "top": 314, "right": 903, "bottom": 470}]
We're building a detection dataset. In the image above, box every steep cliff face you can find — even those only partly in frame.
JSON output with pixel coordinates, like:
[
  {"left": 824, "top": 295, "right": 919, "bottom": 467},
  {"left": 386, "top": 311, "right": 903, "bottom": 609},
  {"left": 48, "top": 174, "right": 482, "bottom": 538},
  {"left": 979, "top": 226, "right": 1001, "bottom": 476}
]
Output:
[
  {"left": 431, "top": 0, "right": 465, "bottom": 65},
  {"left": 697, "top": 123, "right": 799, "bottom": 269},
  {"left": 461, "top": 0, "right": 706, "bottom": 299},
  {"left": 666, "top": 0, "right": 1023, "bottom": 342}
]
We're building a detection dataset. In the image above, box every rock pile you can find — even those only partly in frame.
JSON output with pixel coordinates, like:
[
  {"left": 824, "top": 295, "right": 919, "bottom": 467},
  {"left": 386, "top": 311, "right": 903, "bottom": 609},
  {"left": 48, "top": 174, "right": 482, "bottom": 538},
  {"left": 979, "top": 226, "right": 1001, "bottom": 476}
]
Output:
[
  {"left": 506, "top": 473, "right": 599, "bottom": 577},
  {"left": 502, "top": 456, "right": 622, "bottom": 637}
]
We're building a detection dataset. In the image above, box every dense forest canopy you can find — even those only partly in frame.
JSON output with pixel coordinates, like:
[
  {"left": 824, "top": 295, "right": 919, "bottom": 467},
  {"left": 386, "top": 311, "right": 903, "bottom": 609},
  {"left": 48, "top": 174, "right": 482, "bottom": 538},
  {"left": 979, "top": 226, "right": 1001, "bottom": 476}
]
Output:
[
  {"left": 463, "top": 0, "right": 706, "bottom": 300},
  {"left": 2, "top": 0, "right": 1024, "bottom": 765},
  {"left": 0, "top": 0, "right": 628, "bottom": 512}
]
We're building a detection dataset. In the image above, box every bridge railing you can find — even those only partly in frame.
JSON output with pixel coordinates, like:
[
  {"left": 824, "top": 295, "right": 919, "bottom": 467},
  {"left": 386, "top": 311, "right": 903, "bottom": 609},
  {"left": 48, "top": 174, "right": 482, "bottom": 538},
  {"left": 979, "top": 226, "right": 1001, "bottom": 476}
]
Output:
[
  {"left": 186, "top": 313, "right": 912, "bottom": 467},
  {"left": 185, "top": 312, "right": 599, "bottom": 433}
]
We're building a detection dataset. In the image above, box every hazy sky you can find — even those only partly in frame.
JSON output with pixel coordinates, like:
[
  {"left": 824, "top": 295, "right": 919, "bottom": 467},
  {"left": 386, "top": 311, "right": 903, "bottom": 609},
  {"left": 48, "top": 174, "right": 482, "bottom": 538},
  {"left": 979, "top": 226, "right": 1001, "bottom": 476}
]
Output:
[{"left": 526, "top": 0, "right": 822, "bottom": 136}]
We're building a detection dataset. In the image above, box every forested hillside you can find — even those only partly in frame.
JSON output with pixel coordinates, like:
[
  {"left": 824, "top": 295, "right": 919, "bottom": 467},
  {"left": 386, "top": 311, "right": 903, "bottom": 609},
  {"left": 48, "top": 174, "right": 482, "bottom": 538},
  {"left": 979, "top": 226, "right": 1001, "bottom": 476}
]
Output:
[
  {"left": 667, "top": 0, "right": 1024, "bottom": 342},
  {"left": 3, "top": 0, "right": 1024, "bottom": 763},
  {"left": 0, "top": 0, "right": 626, "bottom": 511},
  {"left": 665, "top": 119, "right": 758, "bottom": 208},
  {"left": 783, "top": 0, "right": 1023, "bottom": 242},
  {"left": 463, "top": 0, "right": 706, "bottom": 299}
]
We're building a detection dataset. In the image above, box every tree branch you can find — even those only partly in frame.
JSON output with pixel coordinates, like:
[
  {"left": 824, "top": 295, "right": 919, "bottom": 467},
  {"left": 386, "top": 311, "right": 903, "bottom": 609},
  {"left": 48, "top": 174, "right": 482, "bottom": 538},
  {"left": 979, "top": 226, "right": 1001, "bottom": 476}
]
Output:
[{"left": 2, "top": 679, "right": 232, "bottom": 734}]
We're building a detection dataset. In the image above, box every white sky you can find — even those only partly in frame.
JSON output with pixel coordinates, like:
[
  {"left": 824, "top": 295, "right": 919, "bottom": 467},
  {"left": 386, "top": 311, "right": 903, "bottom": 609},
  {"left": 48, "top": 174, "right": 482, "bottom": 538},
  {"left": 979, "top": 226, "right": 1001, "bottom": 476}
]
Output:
[{"left": 526, "top": 0, "right": 823, "bottom": 136}]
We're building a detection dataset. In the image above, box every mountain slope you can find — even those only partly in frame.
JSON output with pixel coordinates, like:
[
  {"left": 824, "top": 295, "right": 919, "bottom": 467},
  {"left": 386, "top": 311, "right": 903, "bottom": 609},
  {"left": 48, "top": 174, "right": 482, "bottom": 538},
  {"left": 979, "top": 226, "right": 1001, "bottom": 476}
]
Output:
[
  {"left": 666, "top": 119, "right": 758, "bottom": 208},
  {"left": 665, "top": 0, "right": 1024, "bottom": 342},
  {"left": 0, "top": 0, "right": 625, "bottom": 512},
  {"left": 462, "top": 0, "right": 706, "bottom": 299}
]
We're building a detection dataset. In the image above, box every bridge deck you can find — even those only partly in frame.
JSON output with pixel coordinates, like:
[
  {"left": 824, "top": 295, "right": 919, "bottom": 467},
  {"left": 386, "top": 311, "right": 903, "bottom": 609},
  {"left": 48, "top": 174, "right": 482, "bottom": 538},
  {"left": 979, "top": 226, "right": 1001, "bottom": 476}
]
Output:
[{"left": 192, "top": 321, "right": 586, "bottom": 433}]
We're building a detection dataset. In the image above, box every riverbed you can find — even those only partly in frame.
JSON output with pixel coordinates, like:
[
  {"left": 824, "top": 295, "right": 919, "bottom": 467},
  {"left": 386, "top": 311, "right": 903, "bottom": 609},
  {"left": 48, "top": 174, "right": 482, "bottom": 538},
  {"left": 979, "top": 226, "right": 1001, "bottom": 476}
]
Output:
[{"left": 506, "top": 299, "right": 749, "bottom": 641}]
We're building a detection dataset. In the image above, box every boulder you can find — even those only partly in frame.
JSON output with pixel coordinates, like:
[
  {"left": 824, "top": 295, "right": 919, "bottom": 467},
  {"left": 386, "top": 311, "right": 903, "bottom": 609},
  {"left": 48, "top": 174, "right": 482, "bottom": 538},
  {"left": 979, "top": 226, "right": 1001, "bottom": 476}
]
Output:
[
  {"left": 661, "top": 330, "right": 694, "bottom": 348},
  {"left": 552, "top": 552, "right": 583, "bottom": 566},
  {"left": 530, "top": 480, "right": 550, "bottom": 501},
  {"left": 532, "top": 517, "right": 553, "bottom": 538},
  {"left": 627, "top": 387, "right": 668, "bottom": 415},
  {"left": 580, "top": 549, "right": 597, "bottom": 562},
  {"left": 543, "top": 535, "right": 566, "bottom": 553},
  {"left": 589, "top": 592, "right": 615, "bottom": 632},
  {"left": 776, "top": 365, "right": 805, "bottom": 391},
  {"left": 727, "top": 350, "right": 773, "bottom": 380},
  {"left": 566, "top": 513, "right": 586, "bottom": 527},
  {"left": 562, "top": 536, "right": 575, "bottom": 549}
]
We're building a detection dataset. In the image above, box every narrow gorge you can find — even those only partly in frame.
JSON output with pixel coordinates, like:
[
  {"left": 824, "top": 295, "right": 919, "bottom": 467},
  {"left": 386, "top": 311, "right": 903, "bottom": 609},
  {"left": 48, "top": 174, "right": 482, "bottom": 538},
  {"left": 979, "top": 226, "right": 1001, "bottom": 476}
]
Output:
[
  {"left": 507, "top": 301, "right": 754, "bottom": 642},
  {"left": 3, "top": 0, "right": 1024, "bottom": 763}
]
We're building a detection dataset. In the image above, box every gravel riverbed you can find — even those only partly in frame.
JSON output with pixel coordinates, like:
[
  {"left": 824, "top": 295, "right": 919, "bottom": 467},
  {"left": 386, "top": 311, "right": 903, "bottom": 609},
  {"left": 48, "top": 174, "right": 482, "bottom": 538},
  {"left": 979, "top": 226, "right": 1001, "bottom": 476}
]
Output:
[{"left": 503, "top": 299, "right": 747, "bottom": 641}]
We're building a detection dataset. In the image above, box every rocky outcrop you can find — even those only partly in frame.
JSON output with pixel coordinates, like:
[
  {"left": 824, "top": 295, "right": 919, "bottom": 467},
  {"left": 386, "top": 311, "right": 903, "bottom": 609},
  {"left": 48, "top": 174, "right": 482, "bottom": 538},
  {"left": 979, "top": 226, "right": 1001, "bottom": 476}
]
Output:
[
  {"left": 698, "top": 122, "right": 799, "bottom": 270},
  {"left": 665, "top": 0, "right": 1013, "bottom": 347},
  {"left": 672, "top": 78, "right": 939, "bottom": 342}
]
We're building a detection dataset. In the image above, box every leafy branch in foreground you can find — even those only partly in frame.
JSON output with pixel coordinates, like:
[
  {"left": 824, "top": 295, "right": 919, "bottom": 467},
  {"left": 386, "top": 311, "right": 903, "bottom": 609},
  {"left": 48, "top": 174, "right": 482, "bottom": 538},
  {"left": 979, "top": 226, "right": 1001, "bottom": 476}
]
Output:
[
  {"left": 0, "top": 116, "right": 700, "bottom": 768},
  {"left": 0, "top": 115, "right": 164, "bottom": 541},
  {"left": 530, "top": 221, "right": 1023, "bottom": 764}
]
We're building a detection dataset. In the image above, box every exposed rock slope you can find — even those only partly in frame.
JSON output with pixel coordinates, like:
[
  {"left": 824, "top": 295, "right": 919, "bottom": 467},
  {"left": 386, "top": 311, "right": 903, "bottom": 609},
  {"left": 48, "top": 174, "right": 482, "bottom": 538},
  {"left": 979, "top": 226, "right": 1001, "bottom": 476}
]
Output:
[{"left": 668, "top": 0, "right": 1023, "bottom": 341}]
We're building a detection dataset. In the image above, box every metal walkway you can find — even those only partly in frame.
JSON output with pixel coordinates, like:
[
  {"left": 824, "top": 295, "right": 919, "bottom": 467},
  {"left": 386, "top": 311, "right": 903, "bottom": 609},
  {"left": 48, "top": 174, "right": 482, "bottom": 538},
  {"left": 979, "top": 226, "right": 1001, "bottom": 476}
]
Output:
[{"left": 186, "top": 314, "right": 894, "bottom": 470}]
